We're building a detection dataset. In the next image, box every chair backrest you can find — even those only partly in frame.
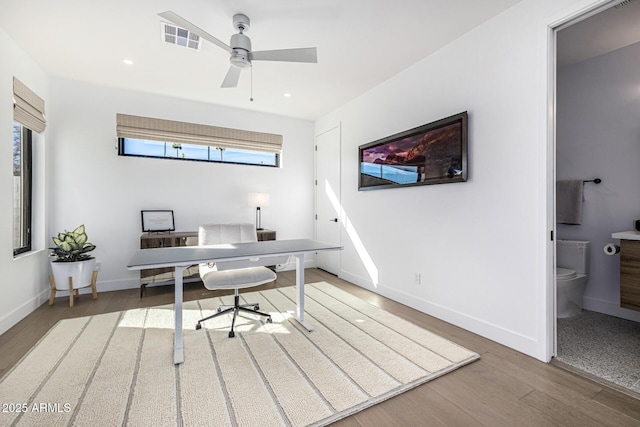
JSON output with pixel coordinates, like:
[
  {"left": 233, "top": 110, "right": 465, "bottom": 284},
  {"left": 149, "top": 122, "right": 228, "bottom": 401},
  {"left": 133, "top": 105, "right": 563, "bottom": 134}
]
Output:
[
  {"left": 197, "top": 223, "right": 277, "bottom": 290},
  {"left": 198, "top": 223, "right": 257, "bottom": 246},
  {"left": 198, "top": 223, "right": 288, "bottom": 273}
]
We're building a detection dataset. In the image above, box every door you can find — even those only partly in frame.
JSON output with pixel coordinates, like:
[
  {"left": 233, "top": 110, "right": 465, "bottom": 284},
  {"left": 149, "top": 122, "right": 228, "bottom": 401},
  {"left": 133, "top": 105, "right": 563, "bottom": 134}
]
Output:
[{"left": 315, "top": 124, "right": 341, "bottom": 274}]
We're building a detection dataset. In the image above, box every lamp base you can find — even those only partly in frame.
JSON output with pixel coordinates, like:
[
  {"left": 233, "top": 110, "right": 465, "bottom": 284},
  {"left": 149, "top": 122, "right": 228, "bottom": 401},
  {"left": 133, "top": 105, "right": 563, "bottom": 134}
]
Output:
[{"left": 256, "top": 207, "right": 262, "bottom": 231}]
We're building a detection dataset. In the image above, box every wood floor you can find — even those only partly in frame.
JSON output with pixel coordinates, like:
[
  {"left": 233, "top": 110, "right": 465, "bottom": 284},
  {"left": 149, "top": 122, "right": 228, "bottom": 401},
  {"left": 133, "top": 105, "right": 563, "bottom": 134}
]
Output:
[{"left": 2, "top": 269, "right": 639, "bottom": 426}]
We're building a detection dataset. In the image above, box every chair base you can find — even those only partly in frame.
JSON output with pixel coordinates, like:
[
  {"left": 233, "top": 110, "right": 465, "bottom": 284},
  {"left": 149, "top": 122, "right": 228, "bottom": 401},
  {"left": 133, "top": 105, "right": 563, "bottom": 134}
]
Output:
[{"left": 196, "top": 293, "right": 272, "bottom": 338}]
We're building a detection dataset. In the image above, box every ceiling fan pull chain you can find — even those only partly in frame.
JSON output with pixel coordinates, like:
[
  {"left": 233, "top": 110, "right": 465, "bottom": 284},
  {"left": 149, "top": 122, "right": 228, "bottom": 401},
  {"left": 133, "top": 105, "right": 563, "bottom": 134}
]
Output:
[{"left": 250, "top": 65, "right": 254, "bottom": 102}]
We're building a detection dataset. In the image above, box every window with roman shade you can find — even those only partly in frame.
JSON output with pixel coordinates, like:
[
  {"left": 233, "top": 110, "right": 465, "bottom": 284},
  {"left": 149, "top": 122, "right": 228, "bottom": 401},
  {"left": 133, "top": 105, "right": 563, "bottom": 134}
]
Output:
[
  {"left": 116, "top": 114, "right": 282, "bottom": 154},
  {"left": 13, "top": 77, "right": 46, "bottom": 133}
]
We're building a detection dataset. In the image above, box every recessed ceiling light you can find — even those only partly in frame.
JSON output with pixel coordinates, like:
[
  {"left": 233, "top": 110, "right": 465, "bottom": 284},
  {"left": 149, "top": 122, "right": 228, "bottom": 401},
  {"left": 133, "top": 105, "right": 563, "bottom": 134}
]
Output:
[
  {"left": 123, "top": 59, "right": 134, "bottom": 65},
  {"left": 284, "top": 93, "right": 291, "bottom": 98}
]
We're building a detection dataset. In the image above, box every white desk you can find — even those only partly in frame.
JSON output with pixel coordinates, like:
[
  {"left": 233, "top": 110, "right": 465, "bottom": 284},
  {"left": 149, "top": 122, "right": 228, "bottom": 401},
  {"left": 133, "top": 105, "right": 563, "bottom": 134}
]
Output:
[{"left": 127, "top": 238, "right": 342, "bottom": 364}]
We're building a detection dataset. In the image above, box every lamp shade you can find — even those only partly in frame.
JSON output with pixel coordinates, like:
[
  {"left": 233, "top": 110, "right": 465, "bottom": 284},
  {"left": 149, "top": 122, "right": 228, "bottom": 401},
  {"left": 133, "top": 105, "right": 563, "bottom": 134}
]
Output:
[{"left": 248, "top": 193, "right": 270, "bottom": 207}]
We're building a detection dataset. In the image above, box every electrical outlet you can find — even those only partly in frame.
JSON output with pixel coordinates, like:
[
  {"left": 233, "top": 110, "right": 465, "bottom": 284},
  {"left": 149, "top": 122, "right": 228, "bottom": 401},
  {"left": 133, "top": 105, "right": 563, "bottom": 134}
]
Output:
[{"left": 414, "top": 273, "right": 421, "bottom": 285}]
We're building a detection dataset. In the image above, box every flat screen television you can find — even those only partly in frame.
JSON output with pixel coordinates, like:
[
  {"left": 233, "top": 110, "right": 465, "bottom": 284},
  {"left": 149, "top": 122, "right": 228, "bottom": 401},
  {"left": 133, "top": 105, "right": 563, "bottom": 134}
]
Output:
[{"left": 358, "top": 111, "right": 468, "bottom": 190}]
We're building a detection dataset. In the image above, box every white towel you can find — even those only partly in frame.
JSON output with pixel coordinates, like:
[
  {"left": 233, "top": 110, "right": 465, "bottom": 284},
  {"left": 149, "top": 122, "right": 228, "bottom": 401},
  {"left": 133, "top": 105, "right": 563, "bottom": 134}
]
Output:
[{"left": 556, "top": 180, "right": 584, "bottom": 225}]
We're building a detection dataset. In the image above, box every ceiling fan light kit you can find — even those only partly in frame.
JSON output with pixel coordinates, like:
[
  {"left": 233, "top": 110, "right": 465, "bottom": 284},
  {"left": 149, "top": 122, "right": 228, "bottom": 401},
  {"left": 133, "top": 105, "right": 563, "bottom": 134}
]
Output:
[{"left": 158, "top": 10, "right": 317, "bottom": 89}]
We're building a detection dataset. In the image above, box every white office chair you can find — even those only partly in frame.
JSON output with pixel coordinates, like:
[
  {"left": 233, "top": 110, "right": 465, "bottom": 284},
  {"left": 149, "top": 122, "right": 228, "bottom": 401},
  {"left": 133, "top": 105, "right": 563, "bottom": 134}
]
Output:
[{"left": 195, "top": 223, "right": 275, "bottom": 337}]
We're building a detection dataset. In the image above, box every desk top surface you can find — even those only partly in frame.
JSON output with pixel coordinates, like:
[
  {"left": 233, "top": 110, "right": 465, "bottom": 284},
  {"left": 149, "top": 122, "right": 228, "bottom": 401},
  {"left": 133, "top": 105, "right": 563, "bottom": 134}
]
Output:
[{"left": 127, "top": 238, "right": 342, "bottom": 270}]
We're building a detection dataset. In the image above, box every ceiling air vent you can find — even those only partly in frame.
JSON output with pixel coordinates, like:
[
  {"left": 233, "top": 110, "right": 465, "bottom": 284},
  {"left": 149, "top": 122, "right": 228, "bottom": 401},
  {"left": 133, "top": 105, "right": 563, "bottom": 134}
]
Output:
[
  {"left": 161, "top": 22, "right": 200, "bottom": 50},
  {"left": 615, "top": 0, "right": 635, "bottom": 8}
]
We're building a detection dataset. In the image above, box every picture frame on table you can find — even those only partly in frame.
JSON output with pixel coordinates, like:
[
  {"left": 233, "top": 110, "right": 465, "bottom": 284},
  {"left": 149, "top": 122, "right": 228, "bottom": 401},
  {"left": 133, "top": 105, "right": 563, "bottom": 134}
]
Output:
[{"left": 141, "top": 210, "right": 175, "bottom": 232}]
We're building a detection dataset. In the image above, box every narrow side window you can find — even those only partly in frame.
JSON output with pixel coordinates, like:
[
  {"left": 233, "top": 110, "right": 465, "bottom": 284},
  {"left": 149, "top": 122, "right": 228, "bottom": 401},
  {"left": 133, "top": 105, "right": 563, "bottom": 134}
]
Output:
[{"left": 13, "top": 121, "right": 32, "bottom": 256}]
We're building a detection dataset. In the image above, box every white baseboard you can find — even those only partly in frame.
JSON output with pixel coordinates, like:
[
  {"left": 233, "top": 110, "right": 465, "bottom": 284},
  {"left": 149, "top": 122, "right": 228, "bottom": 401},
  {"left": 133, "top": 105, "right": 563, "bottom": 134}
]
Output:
[
  {"left": 582, "top": 296, "right": 640, "bottom": 322},
  {"left": 0, "top": 289, "right": 49, "bottom": 336},
  {"left": 338, "top": 269, "right": 542, "bottom": 361}
]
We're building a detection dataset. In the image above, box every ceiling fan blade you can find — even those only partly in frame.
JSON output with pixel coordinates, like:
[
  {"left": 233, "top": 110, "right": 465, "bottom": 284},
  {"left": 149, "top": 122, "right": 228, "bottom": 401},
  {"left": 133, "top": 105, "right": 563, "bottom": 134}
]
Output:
[
  {"left": 158, "top": 11, "right": 232, "bottom": 53},
  {"left": 221, "top": 66, "right": 241, "bottom": 88},
  {"left": 250, "top": 47, "right": 317, "bottom": 63}
]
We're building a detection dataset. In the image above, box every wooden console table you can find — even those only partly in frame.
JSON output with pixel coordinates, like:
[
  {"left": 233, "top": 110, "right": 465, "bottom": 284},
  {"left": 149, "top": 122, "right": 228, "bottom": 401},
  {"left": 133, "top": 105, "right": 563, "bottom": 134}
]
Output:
[{"left": 139, "top": 229, "right": 276, "bottom": 296}]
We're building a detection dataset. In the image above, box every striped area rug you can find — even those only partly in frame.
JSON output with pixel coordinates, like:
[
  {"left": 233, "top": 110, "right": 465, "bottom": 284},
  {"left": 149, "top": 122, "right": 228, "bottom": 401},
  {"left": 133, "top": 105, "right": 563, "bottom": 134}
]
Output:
[{"left": 0, "top": 282, "right": 479, "bottom": 426}]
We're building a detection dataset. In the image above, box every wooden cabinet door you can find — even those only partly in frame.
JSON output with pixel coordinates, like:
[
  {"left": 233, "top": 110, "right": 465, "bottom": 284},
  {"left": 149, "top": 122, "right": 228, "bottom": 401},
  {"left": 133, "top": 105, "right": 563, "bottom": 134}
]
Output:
[{"left": 620, "top": 239, "right": 640, "bottom": 312}]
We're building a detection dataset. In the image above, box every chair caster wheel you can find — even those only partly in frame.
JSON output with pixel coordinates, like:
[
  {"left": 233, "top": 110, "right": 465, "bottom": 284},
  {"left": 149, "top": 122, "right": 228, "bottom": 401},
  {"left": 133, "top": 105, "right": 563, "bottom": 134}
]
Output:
[
  {"left": 228, "top": 331, "right": 235, "bottom": 338},
  {"left": 254, "top": 305, "right": 260, "bottom": 310},
  {"left": 195, "top": 323, "right": 202, "bottom": 330},
  {"left": 266, "top": 317, "right": 272, "bottom": 324}
]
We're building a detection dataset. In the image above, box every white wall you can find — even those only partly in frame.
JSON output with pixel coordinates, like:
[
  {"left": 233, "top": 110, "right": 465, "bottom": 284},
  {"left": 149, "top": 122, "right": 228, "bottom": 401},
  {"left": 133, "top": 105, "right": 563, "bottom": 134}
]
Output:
[
  {"left": 0, "top": 27, "right": 50, "bottom": 335},
  {"left": 557, "top": 41, "right": 640, "bottom": 322},
  {"left": 315, "top": 0, "right": 607, "bottom": 361},
  {"left": 2, "top": 0, "right": 622, "bottom": 360},
  {"left": 48, "top": 78, "right": 315, "bottom": 292}
]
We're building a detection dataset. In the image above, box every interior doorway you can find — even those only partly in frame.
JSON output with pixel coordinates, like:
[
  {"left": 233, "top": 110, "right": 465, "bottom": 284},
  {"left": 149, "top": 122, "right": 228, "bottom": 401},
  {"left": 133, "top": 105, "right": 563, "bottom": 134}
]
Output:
[{"left": 552, "top": 0, "right": 640, "bottom": 395}]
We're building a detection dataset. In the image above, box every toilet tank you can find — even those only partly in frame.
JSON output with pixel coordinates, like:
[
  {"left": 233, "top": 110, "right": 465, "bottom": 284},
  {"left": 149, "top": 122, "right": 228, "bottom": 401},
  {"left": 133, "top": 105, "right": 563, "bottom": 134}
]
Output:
[{"left": 556, "top": 240, "right": 590, "bottom": 274}]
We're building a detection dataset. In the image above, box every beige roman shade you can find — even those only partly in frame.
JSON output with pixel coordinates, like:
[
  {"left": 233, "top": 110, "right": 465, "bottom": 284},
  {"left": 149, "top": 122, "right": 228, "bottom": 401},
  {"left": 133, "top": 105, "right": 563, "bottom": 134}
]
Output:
[
  {"left": 13, "top": 77, "right": 46, "bottom": 133},
  {"left": 116, "top": 114, "right": 283, "bottom": 154}
]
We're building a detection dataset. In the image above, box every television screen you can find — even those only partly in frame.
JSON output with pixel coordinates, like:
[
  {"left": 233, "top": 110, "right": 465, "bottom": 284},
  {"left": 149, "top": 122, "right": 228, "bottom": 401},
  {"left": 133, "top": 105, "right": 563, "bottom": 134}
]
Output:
[{"left": 359, "top": 111, "right": 468, "bottom": 190}]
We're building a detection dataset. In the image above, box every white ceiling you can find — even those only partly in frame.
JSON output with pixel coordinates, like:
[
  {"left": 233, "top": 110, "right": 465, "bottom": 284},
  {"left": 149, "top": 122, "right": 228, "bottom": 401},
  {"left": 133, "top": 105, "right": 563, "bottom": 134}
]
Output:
[
  {"left": 0, "top": 0, "right": 522, "bottom": 120},
  {"left": 557, "top": 0, "right": 640, "bottom": 67}
]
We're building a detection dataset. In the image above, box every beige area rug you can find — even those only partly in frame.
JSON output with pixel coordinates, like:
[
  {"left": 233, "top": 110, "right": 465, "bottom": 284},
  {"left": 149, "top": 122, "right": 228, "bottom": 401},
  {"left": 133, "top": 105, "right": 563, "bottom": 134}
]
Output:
[{"left": 0, "top": 282, "right": 479, "bottom": 426}]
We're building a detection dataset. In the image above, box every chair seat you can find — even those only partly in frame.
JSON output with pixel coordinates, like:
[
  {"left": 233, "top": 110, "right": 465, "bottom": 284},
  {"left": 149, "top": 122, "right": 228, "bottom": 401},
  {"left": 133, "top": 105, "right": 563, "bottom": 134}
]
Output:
[{"left": 201, "top": 266, "right": 276, "bottom": 290}]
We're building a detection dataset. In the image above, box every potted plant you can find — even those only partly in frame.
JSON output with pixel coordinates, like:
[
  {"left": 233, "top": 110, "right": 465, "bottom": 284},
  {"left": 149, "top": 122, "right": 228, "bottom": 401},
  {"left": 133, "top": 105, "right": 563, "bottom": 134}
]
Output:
[{"left": 49, "top": 224, "right": 98, "bottom": 306}]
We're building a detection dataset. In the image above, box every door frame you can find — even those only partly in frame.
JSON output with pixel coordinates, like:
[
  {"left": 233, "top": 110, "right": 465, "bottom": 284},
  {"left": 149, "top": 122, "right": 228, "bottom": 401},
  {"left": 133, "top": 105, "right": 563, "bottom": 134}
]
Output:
[{"left": 546, "top": 0, "right": 615, "bottom": 361}]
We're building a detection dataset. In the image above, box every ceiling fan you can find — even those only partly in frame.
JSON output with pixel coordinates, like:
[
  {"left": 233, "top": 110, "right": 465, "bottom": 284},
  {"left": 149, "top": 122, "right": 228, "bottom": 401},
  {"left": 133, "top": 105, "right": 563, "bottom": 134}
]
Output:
[{"left": 158, "top": 11, "right": 318, "bottom": 88}]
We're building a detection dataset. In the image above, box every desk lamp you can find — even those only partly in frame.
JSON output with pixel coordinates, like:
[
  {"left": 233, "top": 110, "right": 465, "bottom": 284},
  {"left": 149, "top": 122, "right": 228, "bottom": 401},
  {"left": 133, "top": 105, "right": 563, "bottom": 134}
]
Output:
[{"left": 248, "top": 193, "right": 270, "bottom": 230}]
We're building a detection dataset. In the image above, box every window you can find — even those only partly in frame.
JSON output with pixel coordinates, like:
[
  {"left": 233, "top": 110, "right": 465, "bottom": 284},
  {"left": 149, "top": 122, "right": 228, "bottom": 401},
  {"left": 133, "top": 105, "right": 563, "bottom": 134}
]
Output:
[
  {"left": 13, "top": 121, "right": 32, "bottom": 256},
  {"left": 115, "top": 114, "right": 282, "bottom": 168},
  {"left": 12, "top": 77, "right": 45, "bottom": 257},
  {"left": 118, "top": 138, "right": 280, "bottom": 167}
]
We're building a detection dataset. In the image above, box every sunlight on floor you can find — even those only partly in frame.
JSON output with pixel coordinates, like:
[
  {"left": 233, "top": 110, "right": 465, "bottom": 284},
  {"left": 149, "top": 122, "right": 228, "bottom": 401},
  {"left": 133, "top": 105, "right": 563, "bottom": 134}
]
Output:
[{"left": 117, "top": 305, "right": 292, "bottom": 335}]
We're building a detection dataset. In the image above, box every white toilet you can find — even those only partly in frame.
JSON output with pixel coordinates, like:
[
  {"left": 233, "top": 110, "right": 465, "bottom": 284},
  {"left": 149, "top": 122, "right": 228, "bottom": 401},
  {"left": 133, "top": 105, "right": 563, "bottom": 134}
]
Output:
[{"left": 556, "top": 239, "right": 590, "bottom": 318}]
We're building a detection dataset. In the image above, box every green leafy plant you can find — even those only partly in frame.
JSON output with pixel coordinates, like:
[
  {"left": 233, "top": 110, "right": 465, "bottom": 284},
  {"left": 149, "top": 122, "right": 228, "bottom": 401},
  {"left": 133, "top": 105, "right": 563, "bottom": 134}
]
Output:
[{"left": 50, "top": 225, "right": 96, "bottom": 262}]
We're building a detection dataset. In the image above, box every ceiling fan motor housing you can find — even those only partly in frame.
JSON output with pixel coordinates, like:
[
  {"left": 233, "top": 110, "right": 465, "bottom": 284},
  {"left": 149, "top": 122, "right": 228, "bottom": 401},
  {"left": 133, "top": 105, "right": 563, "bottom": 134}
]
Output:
[{"left": 229, "top": 33, "right": 251, "bottom": 68}]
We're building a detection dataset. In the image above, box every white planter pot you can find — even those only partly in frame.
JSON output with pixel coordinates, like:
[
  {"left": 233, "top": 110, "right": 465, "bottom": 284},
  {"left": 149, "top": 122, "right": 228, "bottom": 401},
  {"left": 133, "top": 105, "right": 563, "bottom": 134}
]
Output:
[{"left": 50, "top": 258, "right": 97, "bottom": 290}]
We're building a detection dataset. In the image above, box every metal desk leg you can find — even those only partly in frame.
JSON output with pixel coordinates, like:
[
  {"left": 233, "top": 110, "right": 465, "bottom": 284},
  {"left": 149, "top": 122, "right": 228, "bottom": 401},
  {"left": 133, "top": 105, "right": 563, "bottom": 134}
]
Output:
[
  {"left": 174, "top": 265, "right": 186, "bottom": 365},
  {"left": 293, "top": 253, "right": 314, "bottom": 332}
]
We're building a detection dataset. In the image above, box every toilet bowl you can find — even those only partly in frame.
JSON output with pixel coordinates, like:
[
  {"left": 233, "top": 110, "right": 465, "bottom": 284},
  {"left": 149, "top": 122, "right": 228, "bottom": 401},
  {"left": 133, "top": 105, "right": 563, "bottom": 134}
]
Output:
[
  {"left": 556, "top": 240, "right": 590, "bottom": 318},
  {"left": 556, "top": 267, "right": 588, "bottom": 318}
]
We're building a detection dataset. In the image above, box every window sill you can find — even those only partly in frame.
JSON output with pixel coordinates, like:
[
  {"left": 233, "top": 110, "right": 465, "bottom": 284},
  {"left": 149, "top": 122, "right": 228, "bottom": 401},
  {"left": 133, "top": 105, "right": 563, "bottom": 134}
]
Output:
[{"left": 13, "top": 248, "right": 46, "bottom": 261}]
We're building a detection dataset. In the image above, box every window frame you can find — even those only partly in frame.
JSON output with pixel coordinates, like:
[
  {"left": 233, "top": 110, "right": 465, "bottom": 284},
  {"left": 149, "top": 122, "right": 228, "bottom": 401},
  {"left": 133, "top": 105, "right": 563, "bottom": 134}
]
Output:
[
  {"left": 117, "top": 137, "right": 280, "bottom": 168},
  {"left": 13, "top": 122, "right": 33, "bottom": 256}
]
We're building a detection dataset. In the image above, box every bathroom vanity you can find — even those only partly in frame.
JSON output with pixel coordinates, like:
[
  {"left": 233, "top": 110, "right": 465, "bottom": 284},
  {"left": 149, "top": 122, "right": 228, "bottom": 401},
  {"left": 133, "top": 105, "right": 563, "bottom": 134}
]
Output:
[{"left": 612, "top": 231, "right": 640, "bottom": 312}]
